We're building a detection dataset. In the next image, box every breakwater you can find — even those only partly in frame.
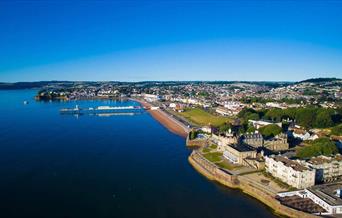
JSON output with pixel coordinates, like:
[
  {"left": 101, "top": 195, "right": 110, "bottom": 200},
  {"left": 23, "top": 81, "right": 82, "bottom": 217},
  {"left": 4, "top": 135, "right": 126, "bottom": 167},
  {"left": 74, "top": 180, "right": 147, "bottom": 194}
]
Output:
[{"left": 189, "top": 151, "right": 318, "bottom": 218}]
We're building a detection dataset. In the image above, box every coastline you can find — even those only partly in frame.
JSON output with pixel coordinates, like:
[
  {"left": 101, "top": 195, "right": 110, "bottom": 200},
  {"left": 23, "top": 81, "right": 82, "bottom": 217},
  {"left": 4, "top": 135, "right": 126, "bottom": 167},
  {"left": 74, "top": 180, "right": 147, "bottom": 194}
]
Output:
[
  {"left": 132, "top": 98, "right": 316, "bottom": 218},
  {"left": 188, "top": 152, "right": 318, "bottom": 218},
  {"left": 131, "top": 98, "right": 190, "bottom": 138}
]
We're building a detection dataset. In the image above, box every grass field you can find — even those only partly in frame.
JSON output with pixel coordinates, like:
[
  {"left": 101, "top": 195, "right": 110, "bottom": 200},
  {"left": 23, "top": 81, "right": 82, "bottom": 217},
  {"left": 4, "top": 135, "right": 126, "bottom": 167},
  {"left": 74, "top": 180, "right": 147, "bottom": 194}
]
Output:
[
  {"left": 216, "top": 161, "right": 242, "bottom": 171},
  {"left": 179, "top": 108, "right": 230, "bottom": 127},
  {"left": 203, "top": 152, "right": 223, "bottom": 163}
]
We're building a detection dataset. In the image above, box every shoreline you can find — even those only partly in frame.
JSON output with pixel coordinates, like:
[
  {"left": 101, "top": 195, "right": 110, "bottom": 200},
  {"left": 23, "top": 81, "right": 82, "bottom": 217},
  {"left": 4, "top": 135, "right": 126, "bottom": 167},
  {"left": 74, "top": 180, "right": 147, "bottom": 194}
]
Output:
[
  {"left": 132, "top": 98, "right": 303, "bottom": 217},
  {"left": 101, "top": 97, "right": 315, "bottom": 218},
  {"left": 133, "top": 99, "right": 317, "bottom": 218},
  {"left": 131, "top": 98, "right": 190, "bottom": 138},
  {"left": 188, "top": 152, "right": 318, "bottom": 218}
]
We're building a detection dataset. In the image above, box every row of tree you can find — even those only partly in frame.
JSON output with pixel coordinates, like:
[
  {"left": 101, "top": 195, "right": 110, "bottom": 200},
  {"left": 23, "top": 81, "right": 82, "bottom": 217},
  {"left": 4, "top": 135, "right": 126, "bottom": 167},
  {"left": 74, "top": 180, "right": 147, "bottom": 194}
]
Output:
[
  {"left": 296, "top": 138, "right": 338, "bottom": 159},
  {"left": 237, "top": 107, "right": 342, "bottom": 129}
]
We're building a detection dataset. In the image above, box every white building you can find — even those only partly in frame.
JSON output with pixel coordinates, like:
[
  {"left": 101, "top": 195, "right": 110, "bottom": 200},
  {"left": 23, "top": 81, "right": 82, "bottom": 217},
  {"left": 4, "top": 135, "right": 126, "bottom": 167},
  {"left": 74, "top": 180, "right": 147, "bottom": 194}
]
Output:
[
  {"left": 215, "top": 107, "right": 231, "bottom": 116},
  {"left": 249, "top": 119, "right": 282, "bottom": 129},
  {"left": 265, "top": 155, "right": 315, "bottom": 189},
  {"left": 307, "top": 155, "right": 342, "bottom": 183},
  {"left": 291, "top": 128, "right": 319, "bottom": 141},
  {"left": 277, "top": 182, "right": 342, "bottom": 215},
  {"left": 144, "top": 94, "right": 162, "bottom": 102}
]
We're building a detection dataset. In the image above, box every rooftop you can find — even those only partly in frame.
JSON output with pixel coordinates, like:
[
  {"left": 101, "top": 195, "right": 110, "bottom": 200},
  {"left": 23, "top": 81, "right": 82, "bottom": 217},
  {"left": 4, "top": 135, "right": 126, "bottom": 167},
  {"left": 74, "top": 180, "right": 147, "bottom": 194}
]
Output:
[
  {"left": 308, "top": 182, "right": 342, "bottom": 206},
  {"left": 229, "top": 143, "right": 255, "bottom": 152},
  {"left": 272, "top": 156, "right": 309, "bottom": 172},
  {"left": 309, "top": 154, "right": 342, "bottom": 165}
]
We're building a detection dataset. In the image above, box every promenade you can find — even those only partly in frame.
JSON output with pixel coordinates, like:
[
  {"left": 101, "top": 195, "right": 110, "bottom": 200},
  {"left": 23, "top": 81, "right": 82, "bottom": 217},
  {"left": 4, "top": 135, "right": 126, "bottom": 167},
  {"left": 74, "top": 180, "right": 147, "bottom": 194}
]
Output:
[{"left": 131, "top": 98, "right": 190, "bottom": 138}]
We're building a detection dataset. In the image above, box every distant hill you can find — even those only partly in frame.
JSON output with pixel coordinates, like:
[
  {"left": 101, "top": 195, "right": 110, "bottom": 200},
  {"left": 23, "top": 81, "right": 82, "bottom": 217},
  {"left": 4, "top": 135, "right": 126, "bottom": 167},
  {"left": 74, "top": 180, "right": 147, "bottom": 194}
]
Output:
[
  {"left": 298, "top": 77, "right": 342, "bottom": 84},
  {"left": 0, "top": 81, "right": 72, "bottom": 90},
  {"left": 0, "top": 80, "right": 293, "bottom": 90}
]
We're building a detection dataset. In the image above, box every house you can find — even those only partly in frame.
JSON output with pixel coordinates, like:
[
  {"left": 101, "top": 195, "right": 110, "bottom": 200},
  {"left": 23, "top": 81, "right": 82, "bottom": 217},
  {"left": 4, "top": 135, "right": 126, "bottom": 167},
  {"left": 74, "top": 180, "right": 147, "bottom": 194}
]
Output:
[{"left": 265, "top": 155, "right": 315, "bottom": 189}]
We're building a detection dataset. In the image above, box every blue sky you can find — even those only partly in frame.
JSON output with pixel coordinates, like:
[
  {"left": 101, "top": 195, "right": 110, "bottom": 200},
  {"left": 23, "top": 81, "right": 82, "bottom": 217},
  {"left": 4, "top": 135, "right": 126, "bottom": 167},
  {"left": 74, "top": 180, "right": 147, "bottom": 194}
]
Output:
[{"left": 0, "top": 0, "right": 341, "bottom": 82}]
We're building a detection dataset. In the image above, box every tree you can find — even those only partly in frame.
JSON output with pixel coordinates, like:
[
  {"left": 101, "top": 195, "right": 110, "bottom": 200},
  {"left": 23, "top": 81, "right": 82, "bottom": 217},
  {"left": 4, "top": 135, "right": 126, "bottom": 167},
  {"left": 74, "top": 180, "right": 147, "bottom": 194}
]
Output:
[
  {"left": 259, "top": 124, "right": 282, "bottom": 138},
  {"left": 331, "top": 124, "right": 342, "bottom": 136},
  {"left": 295, "top": 108, "right": 317, "bottom": 129},
  {"left": 219, "top": 123, "right": 232, "bottom": 133},
  {"left": 314, "top": 110, "right": 334, "bottom": 128},
  {"left": 189, "top": 131, "right": 197, "bottom": 140},
  {"left": 296, "top": 138, "right": 338, "bottom": 159},
  {"left": 265, "top": 109, "right": 283, "bottom": 122},
  {"left": 246, "top": 125, "right": 256, "bottom": 133}
]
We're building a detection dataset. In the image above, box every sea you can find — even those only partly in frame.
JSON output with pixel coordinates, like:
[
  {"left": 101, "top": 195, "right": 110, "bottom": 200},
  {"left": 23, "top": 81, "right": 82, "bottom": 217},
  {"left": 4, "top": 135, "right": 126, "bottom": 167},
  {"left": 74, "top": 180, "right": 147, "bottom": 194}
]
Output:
[{"left": 0, "top": 90, "right": 276, "bottom": 218}]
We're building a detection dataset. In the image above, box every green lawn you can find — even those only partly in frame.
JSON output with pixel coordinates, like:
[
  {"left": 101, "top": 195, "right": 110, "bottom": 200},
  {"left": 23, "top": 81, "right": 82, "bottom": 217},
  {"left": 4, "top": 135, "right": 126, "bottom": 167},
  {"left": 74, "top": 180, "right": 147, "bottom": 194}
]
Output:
[
  {"left": 216, "top": 161, "right": 242, "bottom": 171},
  {"left": 209, "top": 144, "right": 218, "bottom": 149},
  {"left": 202, "top": 147, "right": 212, "bottom": 153},
  {"left": 203, "top": 152, "right": 223, "bottom": 163},
  {"left": 179, "top": 108, "right": 230, "bottom": 127}
]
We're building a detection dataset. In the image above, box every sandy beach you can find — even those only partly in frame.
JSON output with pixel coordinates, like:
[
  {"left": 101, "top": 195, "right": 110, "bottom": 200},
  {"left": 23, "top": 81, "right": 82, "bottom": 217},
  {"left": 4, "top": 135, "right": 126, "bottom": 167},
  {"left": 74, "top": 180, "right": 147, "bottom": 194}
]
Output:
[{"left": 132, "top": 99, "right": 189, "bottom": 138}]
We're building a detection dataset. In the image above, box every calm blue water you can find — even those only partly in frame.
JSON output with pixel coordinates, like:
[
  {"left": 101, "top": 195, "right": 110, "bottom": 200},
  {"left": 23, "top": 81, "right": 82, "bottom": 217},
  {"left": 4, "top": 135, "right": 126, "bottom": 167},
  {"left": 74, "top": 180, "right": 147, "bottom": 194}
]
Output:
[{"left": 0, "top": 90, "right": 276, "bottom": 218}]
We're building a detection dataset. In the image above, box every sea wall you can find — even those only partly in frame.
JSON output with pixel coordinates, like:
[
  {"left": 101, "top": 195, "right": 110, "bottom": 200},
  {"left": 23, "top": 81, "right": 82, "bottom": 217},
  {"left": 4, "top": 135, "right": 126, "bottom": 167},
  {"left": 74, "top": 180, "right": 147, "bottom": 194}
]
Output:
[
  {"left": 188, "top": 151, "right": 318, "bottom": 218},
  {"left": 186, "top": 135, "right": 208, "bottom": 147}
]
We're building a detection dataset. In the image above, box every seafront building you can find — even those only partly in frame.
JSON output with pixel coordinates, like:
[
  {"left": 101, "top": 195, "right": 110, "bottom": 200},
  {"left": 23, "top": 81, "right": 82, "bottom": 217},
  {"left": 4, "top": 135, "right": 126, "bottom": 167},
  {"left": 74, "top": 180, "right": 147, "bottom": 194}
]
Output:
[
  {"left": 277, "top": 182, "right": 342, "bottom": 215},
  {"left": 223, "top": 143, "right": 257, "bottom": 166},
  {"left": 306, "top": 155, "right": 342, "bottom": 183},
  {"left": 265, "top": 155, "right": 316, "bottom": 189}
]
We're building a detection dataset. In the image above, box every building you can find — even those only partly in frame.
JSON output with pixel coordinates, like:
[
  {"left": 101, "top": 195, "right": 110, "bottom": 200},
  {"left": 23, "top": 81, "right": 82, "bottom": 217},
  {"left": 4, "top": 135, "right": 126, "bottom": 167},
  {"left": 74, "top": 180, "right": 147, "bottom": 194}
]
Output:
[
  {"left": 307, "top": 183, "right": 342, "bottom": 215},
  {"left": 265, "top": 155, "right": 315, "bottom": 189},
  {"left": 241, "top": 132, "right": 264, "bottom": 148},
  {"left": 223, "top": 143, "right": 257, "bottom": 167},
  {"left": 212, "top": 133, "right": 238, "bottom": 151},
  {"left": 248, "top": 119, "right": 282, "bottom": 129},
  {"left": 215, "top": 107, "right": 231, "bottom": 116},
  {"left": 307, "top": 155, "right": 342, "bottom": 183},
  {"left": 201, "top": 125, "right": 213, "bottom": 134},
  {"left": 277, "top": 183, "right": 342, "bottom": 215},
  {"left": 223, "top": 101, "right": 244, "bottom": 115},
  {"left": 292, "top": 128, "right": 319, "bottom": 141},
  {"left": 264, "top": 133, "right": 289, "bottom": 151},
  {"left": 144, "top": 94, "right": 162, "bottom": 102}
]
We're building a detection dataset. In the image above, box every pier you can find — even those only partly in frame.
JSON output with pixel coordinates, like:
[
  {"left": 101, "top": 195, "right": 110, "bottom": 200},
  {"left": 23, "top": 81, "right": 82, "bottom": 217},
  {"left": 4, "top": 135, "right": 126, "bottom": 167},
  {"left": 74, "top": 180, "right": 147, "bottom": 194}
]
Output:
[{"left": 60, "top": 105, "right": 143, "bottom": 115}]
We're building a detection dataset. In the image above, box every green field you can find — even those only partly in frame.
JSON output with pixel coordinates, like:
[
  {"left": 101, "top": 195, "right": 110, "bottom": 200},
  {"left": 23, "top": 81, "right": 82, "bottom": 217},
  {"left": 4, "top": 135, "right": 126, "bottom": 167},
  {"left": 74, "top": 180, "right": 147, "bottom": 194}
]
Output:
[
  {"left": 203, "top": 152, "right": 223, "bottom": 163},
  {"left": 179, "top": 108, "right": 230, "bottom": 127},
  {"left": 216, "top": 161, "right": 242, "bottom": 171}
]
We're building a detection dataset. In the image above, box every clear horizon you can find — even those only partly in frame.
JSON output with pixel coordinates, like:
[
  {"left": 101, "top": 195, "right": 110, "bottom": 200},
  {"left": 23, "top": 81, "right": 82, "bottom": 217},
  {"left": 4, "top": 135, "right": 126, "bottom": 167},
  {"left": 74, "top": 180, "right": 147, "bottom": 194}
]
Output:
[{"left": 1, "top": 0, "right": 341, "bottom": 82}]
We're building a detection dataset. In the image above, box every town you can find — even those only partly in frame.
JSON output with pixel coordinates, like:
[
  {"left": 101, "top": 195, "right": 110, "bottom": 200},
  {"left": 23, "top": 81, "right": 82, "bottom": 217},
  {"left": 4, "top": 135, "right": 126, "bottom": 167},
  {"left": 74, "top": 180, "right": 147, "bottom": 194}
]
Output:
[{"left": 32, "top": 78, "right": 342, "bottom": 217}]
